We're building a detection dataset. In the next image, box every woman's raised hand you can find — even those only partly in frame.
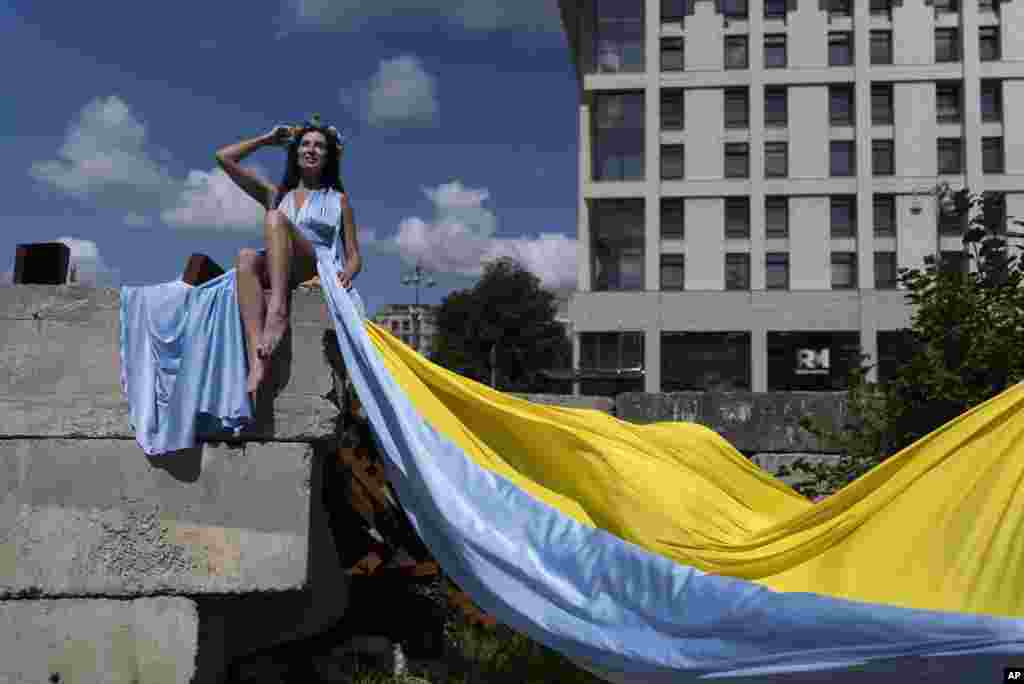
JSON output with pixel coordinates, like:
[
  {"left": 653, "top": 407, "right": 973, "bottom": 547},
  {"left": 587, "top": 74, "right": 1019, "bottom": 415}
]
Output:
[{"left": 266, "top": 125, "right": 294, "bottom": 147}]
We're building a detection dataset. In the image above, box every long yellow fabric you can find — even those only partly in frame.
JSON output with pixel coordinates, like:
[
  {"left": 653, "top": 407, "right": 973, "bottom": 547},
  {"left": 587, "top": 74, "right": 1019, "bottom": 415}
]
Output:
[{"left": 366, "top": 321, "right": 1024, "bottom": 619}]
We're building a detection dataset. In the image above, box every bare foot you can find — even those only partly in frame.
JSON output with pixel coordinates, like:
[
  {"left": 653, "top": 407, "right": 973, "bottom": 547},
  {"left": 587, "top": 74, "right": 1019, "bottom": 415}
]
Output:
[{"left": 258, "top": 308, "right": 289, "bottom": 360}]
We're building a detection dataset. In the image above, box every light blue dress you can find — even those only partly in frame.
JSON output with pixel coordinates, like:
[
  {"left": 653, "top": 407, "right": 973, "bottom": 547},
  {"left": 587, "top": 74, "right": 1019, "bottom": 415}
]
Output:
[{"left": 119, "top": 186, "right": 364, "bottom": 456}]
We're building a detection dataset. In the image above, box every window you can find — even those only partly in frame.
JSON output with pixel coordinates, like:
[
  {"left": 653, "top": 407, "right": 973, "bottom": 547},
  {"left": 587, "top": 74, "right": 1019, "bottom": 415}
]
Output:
[
  {"left": 766, "top": 253, "right": 789, "bottom": 290},
  {"left": 938, "top": 137, "right": 963, "bottom": 174},
  {"left": 765, "top": 142, "right": 788, "bottom": 177},
  {"left": 580, "top": 332, "right": 644, "bottom": 396},
  {"left": 726, "top": 253, "right": 751, "bottom": 290},
  {"left": 940, "top": 251, "right": 969, "bottom": 279},
  {"left": 984, "top": 193, "right": 1007, "bottom": 234},
  {"left": 592, "top": 92, "right": 645, "bottom": 181},
  {"left": 831, "top": 196, "right": 857, "bottom": 238},
  {"left": 936, "top": 83, "right": 962, "bottom": 123},
  {"left": 829, "top": 85, "right": 855, "bottom": 126},
  {"left": 402, "top": 320, "right": 411, "bottom": 331},
  {"left": 765, "top": 34, "right": 787, "bottom": 68},
  {"left": 830, "top": 141, "right": 856, "bottom": 176},
  {"left": 725, "top": 197, "right": 750, "bottom": 238},
  {"left": 979, "top": 0, "right": 996, "bottom": 11},
  {"left": 725, "top": 143, "right": 750, "bottom": 178},
  {"left": 938, "top": 199, "right": 964, "bottom": 235},
  {"left": 980, "top": 26, "right": 1001, "bottom": 61},
  {"left": 871, "top": 31, "right": 893, "bottom": 65},
  {"left": 661, "top": 37, "right": 685, "bottom": 71},
  {"left": 725, "top": 35, "right": 749, "bottom": 69},
  {"left": 766, "top": 196, "right": 789, "bottom": 238},
  {"left": 827, "top": 0, "right": 851, "bottom": 15},
  {"left": 934, "top": 0, "right": 958, "bottom": 11},
  {"left": 765, "top": 86, "right": 788, "bottom": 127},
  {"left": 765, "top": 0, "right": 787, "bottom": 18},
  {"left": 768, "top": 331, "right": 861, "bottom": 390},
  {"left": 875, "top": 252, "right": 898, "bottom": 289},
  {"left": 595, "top": 1, "right": 645, "bottom": 74},
  {"left": 981, "top": 80, "right": 1002, "bottom": 123},
  {"left": 661, "top": 198, "right": 685, "bottom": 239},
  {"left": 661, "top": 89, "right": 684, "bottom": 130},
  {"left": 662, "top": 332, "right": 751, "bottom": 392},
  {"left": 829, "top": 32, "right": 853, "bottom": 66},
  {"left": 872, "top": 83, "right": 894, "bottom": 125},
  {"left": 661, "top": 0, "right": 689, "bottom": 22},
  {"left": 660, "top": 254, "right": 685, "bottom": 290},
  {"left": 831, "top": 253, "right": 858, "bottom": 289},
  {"left": 873, "top": 140, "right": 895, "bottom": 176},
  {"left": 391, "top": 320, "right": 400, "bottom": 332},
  {"left": 722, "top": 0, "right": 748, "bottom": 17},
  {"left": 661, "top": 145, "right": 685, "bottom": 180},
  {"left": 592, "top": 198, "right": 645, "bottom": 291},
  {"left": 871, "top": 0, "right": 891, "bottom": 14},
  {"left": 874, "top": 194, "right": 896, "bottom": 236},
  {"left": 724, "top": 87, "right": 749, "bottom": 128},
  {"left": 983, "top": 137, "right": 1004, "bottom": 174},
  {"left": 935, "top": 28, "right": 960, "bottom": 62}
]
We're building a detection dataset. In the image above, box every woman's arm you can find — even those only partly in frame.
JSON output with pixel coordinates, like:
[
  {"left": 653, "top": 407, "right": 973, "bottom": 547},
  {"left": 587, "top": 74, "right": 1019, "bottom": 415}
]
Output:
[{"left": 215, "top": 129, "right": 286, "bottom": 211}]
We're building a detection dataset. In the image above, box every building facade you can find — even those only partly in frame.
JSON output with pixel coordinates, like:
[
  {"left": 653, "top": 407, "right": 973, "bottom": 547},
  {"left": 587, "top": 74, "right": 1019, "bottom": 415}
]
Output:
[
  {"left": 373, "top": 304, "right": 439, "bottom": 357},
  {"left": 558, "top": 0, "right": 1024, "bottom": 395}
]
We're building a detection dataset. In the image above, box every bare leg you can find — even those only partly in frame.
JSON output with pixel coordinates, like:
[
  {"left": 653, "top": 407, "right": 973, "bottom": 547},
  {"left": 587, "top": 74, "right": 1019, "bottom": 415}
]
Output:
[
  {"left": 258, "top": 209, "right": 293, "bottom": 360},
  {"left": 235, "top": 249, "right": 267, "bottom": 398}
]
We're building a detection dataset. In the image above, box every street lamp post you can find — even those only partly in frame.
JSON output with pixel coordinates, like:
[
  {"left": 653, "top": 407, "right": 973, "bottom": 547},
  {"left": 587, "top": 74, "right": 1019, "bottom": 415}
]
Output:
[{"left": 400, "top": 262, "right": 436, "bottom": 353}]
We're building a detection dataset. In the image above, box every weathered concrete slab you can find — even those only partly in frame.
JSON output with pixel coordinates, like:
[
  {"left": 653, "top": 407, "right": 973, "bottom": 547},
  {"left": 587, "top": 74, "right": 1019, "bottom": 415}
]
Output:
[
  {"left": 0, "top": 596, "right": 197, "bottom": 684},
  {"left": 512, "top": 393, "right": 615, "bottom": 414},
  {"left": 0, "top": 394, "right": 339, "bottom": 443},
  {"left": 0, "top": 284, "right": 340, "bottom": 441},
  {"left": 616, "top": 392, "right": 853, "bottom": 453},
  {"left": 0, "top": 439, "right": 329, "bottom": 597}
]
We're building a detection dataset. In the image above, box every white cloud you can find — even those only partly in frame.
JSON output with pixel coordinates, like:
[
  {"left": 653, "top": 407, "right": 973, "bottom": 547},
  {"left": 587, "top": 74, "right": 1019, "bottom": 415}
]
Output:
[
  {"left": 28, "top": 95, "right": 273, "bottom": 235},
  {"left": 56, "top": 237, "right": 121, "bottom": 288},
  {"left": 28, "top": 96, "right": 176, "bottom": 208},
  {"left": 393, "top": 180, "right": 577, "bottom": 289},
  {"left": 341, "top": 55, "right": 439, "bottom": 129},
  {"left": 161, "top": 164, "right": 271, "bottom": 232},
  {"left": 279, "top": 0, "right": 561, "bottom": 34}
]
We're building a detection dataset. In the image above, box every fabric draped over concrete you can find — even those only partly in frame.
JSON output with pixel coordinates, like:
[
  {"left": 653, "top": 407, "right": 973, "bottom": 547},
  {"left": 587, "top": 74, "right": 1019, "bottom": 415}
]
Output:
[{"left": 121, "top": 247, "right": 1024, "bottom": 680}]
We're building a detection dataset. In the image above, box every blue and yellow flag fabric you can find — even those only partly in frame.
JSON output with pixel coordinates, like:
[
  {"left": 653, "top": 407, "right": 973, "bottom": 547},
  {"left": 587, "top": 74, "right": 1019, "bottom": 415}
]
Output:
[{"left": 122, "top": 252, "right": 1024, "bottom": 681}]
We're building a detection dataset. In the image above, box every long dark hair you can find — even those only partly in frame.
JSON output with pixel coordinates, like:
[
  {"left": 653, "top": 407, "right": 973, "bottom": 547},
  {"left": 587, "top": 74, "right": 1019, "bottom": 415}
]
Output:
[{"left": 275, "top": 126, "right": 345, "bottom": 207}]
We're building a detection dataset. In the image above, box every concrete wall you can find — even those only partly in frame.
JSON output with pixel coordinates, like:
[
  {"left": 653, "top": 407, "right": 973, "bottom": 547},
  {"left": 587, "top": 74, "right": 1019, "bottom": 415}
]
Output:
[
  {"left": 0, "top": 284, "right": 352, "bottom": 682},
  {"left": 0, "top": 597, "right": 198, "bottom": 684}
]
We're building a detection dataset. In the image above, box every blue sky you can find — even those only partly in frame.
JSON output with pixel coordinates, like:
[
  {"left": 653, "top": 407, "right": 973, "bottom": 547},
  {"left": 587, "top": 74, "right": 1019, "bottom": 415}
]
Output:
[{"left": 1, "top": 0, "right": 579, "bottom": 315}]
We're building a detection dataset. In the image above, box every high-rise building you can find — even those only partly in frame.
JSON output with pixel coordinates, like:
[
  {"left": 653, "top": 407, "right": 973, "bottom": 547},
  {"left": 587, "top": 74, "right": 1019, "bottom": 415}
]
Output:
[
  {"left": 558, "top": 0, "right": 1024, "bottom": 396},
  {"left": 373, "top": 304, "right": 439, "bottom": 357}
]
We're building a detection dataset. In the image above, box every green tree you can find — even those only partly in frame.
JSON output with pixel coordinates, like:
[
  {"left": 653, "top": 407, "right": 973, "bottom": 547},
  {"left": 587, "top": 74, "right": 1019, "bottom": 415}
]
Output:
[
  {"left": 432, "top": 257, "right": 571, "bottom": 393},
  {"left": 779, "top": 187, "right": 1024, "bottom": 499}
]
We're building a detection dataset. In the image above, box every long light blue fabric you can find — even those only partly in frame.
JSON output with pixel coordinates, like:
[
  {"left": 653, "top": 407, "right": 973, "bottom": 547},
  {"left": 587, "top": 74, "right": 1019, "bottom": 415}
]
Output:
[
  {"left": 119, "top": 186, "right": 361, "bottom": 455},
  {"left": 120, "top": 187, "right": 1024, "bottom": 679}
]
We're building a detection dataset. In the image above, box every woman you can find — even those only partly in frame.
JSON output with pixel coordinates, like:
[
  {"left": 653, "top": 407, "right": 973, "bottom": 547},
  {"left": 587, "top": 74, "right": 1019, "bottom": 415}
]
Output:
[{"left": 214, "top": 121, "right": 361, "bottom": 398}]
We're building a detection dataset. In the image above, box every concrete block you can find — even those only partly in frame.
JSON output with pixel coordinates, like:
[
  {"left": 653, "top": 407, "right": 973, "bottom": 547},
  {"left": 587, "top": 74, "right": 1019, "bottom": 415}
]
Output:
[
  {"left": 0, "top": 596, "right": 197, "bottom": 684},
  {"left": 0, "top": 285, "right": 340, "bottom": 442},
  {"left": 616, "top": 392, "right": 853, "bottom": 452},
  {"left": 0, "top": 440, "right": 328, "bottom": 597},
  {"left": 512, "top": 393, "right": 615, "bottom": 414}
]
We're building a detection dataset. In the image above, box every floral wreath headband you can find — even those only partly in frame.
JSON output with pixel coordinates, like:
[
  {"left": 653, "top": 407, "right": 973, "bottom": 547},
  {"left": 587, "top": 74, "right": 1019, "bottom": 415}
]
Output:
[{"left": 285, "top": 113, "right": 352, "bottom": 149}]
